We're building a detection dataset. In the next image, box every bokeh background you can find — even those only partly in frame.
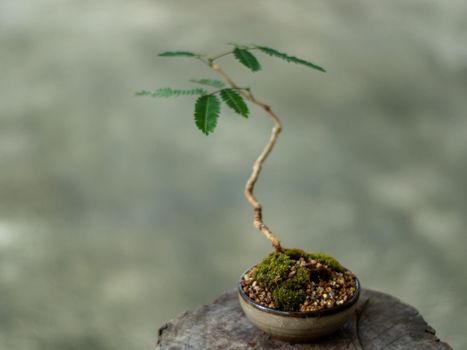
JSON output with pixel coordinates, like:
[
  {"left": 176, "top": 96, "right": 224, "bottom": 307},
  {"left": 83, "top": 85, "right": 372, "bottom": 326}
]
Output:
[{"left": 1, "top": 1, "right": 466, "bottom": 349}]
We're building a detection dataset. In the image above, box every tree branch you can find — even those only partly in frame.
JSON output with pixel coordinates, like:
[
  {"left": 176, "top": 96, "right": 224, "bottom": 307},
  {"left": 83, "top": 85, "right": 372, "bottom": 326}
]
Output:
[{"left": 209, "top": 62, "right": 283, "bottom": 252}]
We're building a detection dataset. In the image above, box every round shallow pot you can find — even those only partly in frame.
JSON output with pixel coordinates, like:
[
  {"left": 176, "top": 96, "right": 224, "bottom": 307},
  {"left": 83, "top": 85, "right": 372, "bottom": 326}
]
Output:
[{"left": 238, "top": 267, "right": 361, "bottom": 342}]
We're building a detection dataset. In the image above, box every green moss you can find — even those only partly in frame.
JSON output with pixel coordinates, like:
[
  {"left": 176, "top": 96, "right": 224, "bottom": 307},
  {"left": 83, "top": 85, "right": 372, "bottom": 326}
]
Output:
[
  {"left": 255, "top": 252, "right": 310, "bottom": 311},
  {"left": 288, "top": 266, "right": 310, "bottom": 287},
  {"left": 272, "top": 285, "right": 306, "bottom": 311},
  {"left": 283, "top": 249, "right": 344, "bottom": 272},
  {"left": 308, "top": 252, "right": 345, "bottom": 272},
  {"left": 253, "top": 252, "right": 292, "bottom": 288},
  {"left": 252, "top": 249, "right": 344, "bottom": 311},
  {"left": 283, "top": 248, "right": 307, "bottom": 260},
  {"left": 274, "top": 266, "right": 310, "bottom": 308}
]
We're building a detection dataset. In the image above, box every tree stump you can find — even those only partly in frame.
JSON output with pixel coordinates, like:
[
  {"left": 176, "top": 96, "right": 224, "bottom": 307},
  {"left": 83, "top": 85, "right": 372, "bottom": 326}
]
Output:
[{"left": 156, "top": 289, "right": 452, "bottom": 349}]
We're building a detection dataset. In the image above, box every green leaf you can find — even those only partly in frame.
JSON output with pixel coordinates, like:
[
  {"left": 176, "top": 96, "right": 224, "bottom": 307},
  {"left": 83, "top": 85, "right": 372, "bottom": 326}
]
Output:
[
  {"left": 135, "top": 90, "right": 153, "bottom": 97},
  {"left": 255, "top": 46, "right": 326, "bottom": 72},
  {"left": 219, "top": 89, "right": 249, "bottom": 118},
  {"left": 233, "top": 48, "right": 261, "bottom": 72},
  {"left": 190, "top": 79, "right": 225, "bottom": 89},
  {"left": 135, "top": 87, "right": 208, "bottom": 98},
  {"left": 194, "top": 95, "right": 221, "bottom": 135},
  {"left": 158, "top": 51, "right": 197, "bottom": 57}
]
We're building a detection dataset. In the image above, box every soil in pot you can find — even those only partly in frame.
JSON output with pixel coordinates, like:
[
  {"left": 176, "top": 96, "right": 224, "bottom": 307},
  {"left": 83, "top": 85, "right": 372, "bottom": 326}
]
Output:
[{"left": 241, "top": 249, "right": 357, "bottom": 312}]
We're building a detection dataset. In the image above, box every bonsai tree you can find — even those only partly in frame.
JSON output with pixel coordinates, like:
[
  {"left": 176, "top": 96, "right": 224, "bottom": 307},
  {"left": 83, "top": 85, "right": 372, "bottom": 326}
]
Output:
[
  {"left": 137, "top": 44, "right": 327, "bottom": 252},
  {"left": 137, "top": 44, "right": 357, "bottom": 315}
]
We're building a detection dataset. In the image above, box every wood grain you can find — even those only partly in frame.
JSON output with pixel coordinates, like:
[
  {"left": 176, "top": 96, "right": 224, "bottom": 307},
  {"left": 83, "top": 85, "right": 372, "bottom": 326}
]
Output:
[{"left": 156, "top": 289, "right": 452, "bottom": 350}]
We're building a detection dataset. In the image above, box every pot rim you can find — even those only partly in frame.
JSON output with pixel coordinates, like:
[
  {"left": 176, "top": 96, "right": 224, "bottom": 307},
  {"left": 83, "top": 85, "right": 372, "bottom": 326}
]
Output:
[{"left": 238, "top": 265, "right": 360, "bottom": 318}]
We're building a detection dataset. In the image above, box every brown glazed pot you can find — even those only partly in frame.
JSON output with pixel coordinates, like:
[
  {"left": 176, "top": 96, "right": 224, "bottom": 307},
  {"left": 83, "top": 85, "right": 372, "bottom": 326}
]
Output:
[{"left": 238, "top": 266, "right": 361, "bottom": 342}]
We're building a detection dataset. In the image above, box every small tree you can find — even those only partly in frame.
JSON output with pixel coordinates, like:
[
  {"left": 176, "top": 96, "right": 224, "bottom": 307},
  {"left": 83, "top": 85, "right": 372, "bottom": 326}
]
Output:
[{"left": 137, "top": 44, "right": 325, "bottom": 252}]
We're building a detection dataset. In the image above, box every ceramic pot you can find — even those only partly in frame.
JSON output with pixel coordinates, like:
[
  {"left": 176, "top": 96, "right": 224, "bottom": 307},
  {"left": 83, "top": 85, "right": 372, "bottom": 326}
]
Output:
[{"left": 238, "top": 267, "right": 361, "bottom": 342}]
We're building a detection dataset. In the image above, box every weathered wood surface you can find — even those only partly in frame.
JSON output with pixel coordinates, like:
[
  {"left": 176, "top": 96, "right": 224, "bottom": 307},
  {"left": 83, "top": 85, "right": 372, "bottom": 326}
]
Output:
[{"left": 156, "top": 289, "right": 452, "bottom": 350}]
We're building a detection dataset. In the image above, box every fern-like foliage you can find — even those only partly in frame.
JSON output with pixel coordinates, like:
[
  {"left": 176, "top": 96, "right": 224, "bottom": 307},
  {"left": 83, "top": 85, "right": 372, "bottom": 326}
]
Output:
[
  {"left": 220, "top": 89, "right": 249, "bottom": 118},
  {"left": 135, "top": 90, "right": 153, "bottom": 97},
  {"left": 233, "top": 48, "right": 261, "bottom": 72},
  {"left": 194, "top": 95, "right": 221, "bottom": 135},
  {"left": 139, "top": 44, "right": 326, "bottom": 136},
  {"left": 158, "top": 51, "right": 197, "bottom": 57},
  {"left": 135, "top": 87, "right": 207, "bottom": 98},
  {"left": 190, "top": 79, "right": 225, "bottom": 89},
  {"left": 255, "top": 46, "right": 326, "bottom": 72}
]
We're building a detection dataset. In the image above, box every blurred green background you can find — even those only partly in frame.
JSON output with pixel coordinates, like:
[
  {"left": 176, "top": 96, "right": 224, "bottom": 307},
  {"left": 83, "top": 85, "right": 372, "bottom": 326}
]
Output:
[{"left": 1, "top": 1, "right": 466, "bottom": 349}]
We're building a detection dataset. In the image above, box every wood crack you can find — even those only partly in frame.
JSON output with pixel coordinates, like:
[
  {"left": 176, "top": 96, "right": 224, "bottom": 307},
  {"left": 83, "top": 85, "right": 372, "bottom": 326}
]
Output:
[
  {"left": 354, "top": 298, "right": 370, "bottom": 350},
  {"left": 156, "top": 323, "right": 168, "bottom": 346}
]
